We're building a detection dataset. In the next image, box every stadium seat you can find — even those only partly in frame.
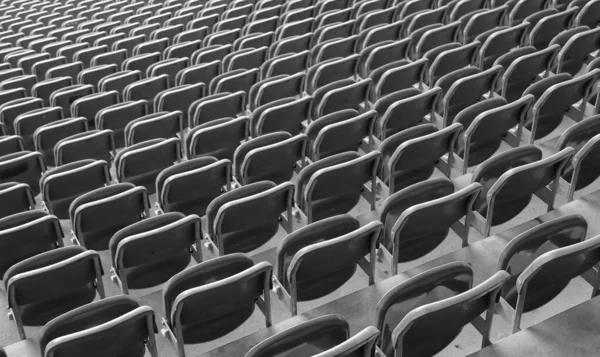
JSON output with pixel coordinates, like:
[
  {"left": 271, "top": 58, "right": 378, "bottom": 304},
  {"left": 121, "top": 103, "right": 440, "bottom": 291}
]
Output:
[
  {"left": 161, "top": 253, "right": 272, "bottom": 357},
  {"left": 4, "top": 246, "right": 104, "bottom": 339},
  {"left": 109, "top": 212, "right": 202, "bottom": 294},
  {"left": 0, "top": 182, "right": 34, "bottom": 219},
  {"left": 70, "top": 183, "right": 150, "bottom": 250}
]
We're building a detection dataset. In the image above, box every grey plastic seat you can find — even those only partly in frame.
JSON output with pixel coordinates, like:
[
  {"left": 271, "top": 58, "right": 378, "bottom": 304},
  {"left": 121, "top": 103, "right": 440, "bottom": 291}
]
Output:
[
  {"left": 13, "top": 107, "right": 62, "bottom": 151},
  {"left": 253, "top": 96, "right": 312, "bottom": 136},
  {"left": 33, "top": 117, "right": 87, "bottom": 167},
  {"left": 234, "top": 132, "right": 306, "bottom": 184},
  {"left": 500, "top": 45, "right": 559, "bottom": 102},
  {"left": 50, "top": 84, "right": 93, "bottom": 118},
  {"left": 154, "top": 83, "right": 205, "bottom": 129},
  {"left": 380, "top": 123, "right": 462, "bottom": 193},
  {"left": 123, "top": 75, "right": 169, "bottom": 114},
  {"left": 147, "top": 58, "right": 189, "bottom": 88},
  {"left": 71, "top": 91, "right": 119, "bottom": 131},
  {"left": 371, "top": 58, "right": 427, "bottom": 102},
  {"left": 0, "top": 182, "right": 34, "bottom": 219},
  {"left": 212, "top": 68, "right": 259, "bottom": 95},
  {"left": 161, "top": 254, "right": 272, "bottom": 357},
  {"left": 440, "top": 65, "right": 502, "bottom": 127},
  {"left": 379, "top": 263, "right": 510, "bottom": 356},
  {"left": 470, "top": 145, "right": 574, "bottom": 237},
  {"left": 454, "top": 95, "right": 534, "bottom": 172},
  {"left": 556, "top": 27, "right": 600, "bottom": 76},
  {"left": 496, "top": 214, "right": 590, "bottom": 332},
  {"left": 114, "top": 138, "right": 181, "bottom": 194},
  {"left": 509, "top": 0, "right": 548, "bottom": 25},
  {"left": 274, "top": 215, "right": 382, "bottom": 314},
  {"left": 575, "top": 0, "right": 600, "bottom": 29},
  {"left": 77, "top": 65, "right": 118, "bottom": 92},
  {"left": 124, "top": 111, "right": 183, "bottom": 147},
  {"left": 0, "top": 210, "right": 63, "bottom": 278},
  {"left": 314, "top": 78, "right": 372, "bottom": 119},
  {"left": 478, "top": 22, "right": 529, "bottom": 70},
  {"left": 376, "top": 261, "right": 472, "bottom": 356},
  {"left": 359, "top": 40, "right": 412, "bottom": 80},
  {"left": 244, "top": 314, "right": 350, "bottom": 357},
  {"left": 305, "top": 55, "right": 358, "bottom": 95},
  {"left": 189, "top": 91, "right": 246, "bottom": 128},
  {"left": 70, "top": 183, "right": 150, "bottom": 250},
  {"left": 297, "top": 151, "right": 381, "bottom": 222},
  {"left": 269, "top": 33, "right": 314, "bottom": 57},
  {"left": 96, "top": 100, "right": 147, "bottom": 149},
  {"left": 0, "top": 134, "right": 24, "bottom": 156},
  {"left": 375, "top": 87, "right": 441, "bottom": 140},
  {"left": 0, "top": 97, "right": 43, "bottom": 135},
  {"left": 248, "top": 73, "right": 304, "bottom": 111},
  {"left": 187, "top": 116, "right": 249, "bottom": 161},
  {"left": 156, "top": 157, "right": 231, "bottom": 216},
  {"left": 109, "top": 213, "right": 202, "bottom": 294},
  {"left": 462, "top": 6, "right": 508, "bottom": 44},
  {"left": 206, "top": 181, "right": 294, "bottom": 254},
  {"left": 39, "top": 295, "right": 158, "bottom": 357},
  {"left": 309, "top": 110, "right": 376, "bottom": 160},
  {"left": 526, "top": 69, "right": 600, "bottom": 142},
  {"left": 4, "top": 246, "right": 104, "bottom": 340},
  {"left": 176, "top": 61, "right": 221, "bottom": 87},
  {"left": 40, "top": 159, "right": 110, "bottom": 219},
  {"left": 122, "top": 52, "right": 161, "bottom": 79},
  {"left": 380, "top": 178, "right": 481, "bottom": 274},
  {"left": 0, "top": 151, "right": 45, "bottom": 195},
  {"left": 413, "top": 21, "right": 461, "bottom": 61}
]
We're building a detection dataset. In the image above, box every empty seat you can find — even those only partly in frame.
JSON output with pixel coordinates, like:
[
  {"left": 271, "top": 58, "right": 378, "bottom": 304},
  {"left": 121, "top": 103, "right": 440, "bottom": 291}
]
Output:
[
  {"left": 0, "top": 182, "right": 33, "bottom": 219},
  {"left": 189, "top": 91, "right": 246, "bottom": 128},
  {"left": 70, "top": 183, "right": 150, "bottom": 250},
  {"left": 305, "top": 55, "right": 358, "bottom": 95},
  {"left": 114, "top": 138, "right": 181, "bottom": 194},
  {"left": 308, "top": 110, "right": 376, "bottom": 160},
  {"left": 54, "top": 130, "right": 115, "bottom": 166},
  {"left": 206, "top": 181, "right": 294, "bottom": 254},
  {"left": 526, "top": 69, "right": 600, "bottom": 142},
  {"left": 297, "top": 151, "right": 381, "bottom": 222},
  {"left": 380, "top": 178, "right": 482, "bottom": 274},
  {"left": 34, "top": 117, "right": 87, "bottom": 167},
  {"left": 496, "top": 214, "right": 591, "bottom": 332},
  {"left": 72, "top": 91, "right": 119, "bottom": 130},
  {"left": 500, "top": 44, "right": 559, "bottom": 102},
  {"left": 0, "top": 134, "right": 24, "bottom": 156},
  {"left": 469, "top": 145, "right": 574, "bottom": 236},
  {"left": 0, "top": 151, "right": 45, "bottom": 195},
  {"left": 454, "top": 95, "right": 534, "bottom": 172},
  {"left": 161, "top": 253, "right": 272, "bottom": 357},
  {"left": 377, "top": 262, "right": 509, "bottom": 356},
  {"left": 248, "top": 73, "right": 304, "bottom": 111},
  {"left": 253, "top": 96, "right": 311, "bottom": 136},
  {"left": 0, "top": 97, "right": 43, "bottom": 135},
  {"left": 96, "top": 100, "right": 148, "bottom": 148},
  {"left": 187, "top": 116, "right": 249, "bottom": 161},
  {"left": 123, "top": 75, "right": 169, "bottom": 114},
  {"left": 50, "top": 84, "right": 93, "bottom": 118},
  {"left": 557, "top": 27, "right": 600, "bottom": 76},
  {"left": 440, "top": 65, "right": 502, "bottom": 127},
  {"left": 371, "top": 58, "right": 427, "bottom": 102},
  {"left": 244, "top": 314, "right": 350, "bottom": 357},
  {"left": 156, "top": 157, "right": 231, "bottom": 216},
  {"left": 4, "top": 246, "right": 104, "bottom": 339},
  {"left": 462, "top": 6, "right": 507, "bottom": 44},
  {"left": 109, "top": 213, "right": 202, "bottom": 294},
  {"left": 154, "top": 83, "right": 206, "bottom": 129},
  {"left": 380, "top": 123, "right": 462, "bottom": 193},
  {"left": 314, "top": 78, "right": 372, "bottom": 119},
  {"left": 39, "top": 295, "right": 158, "bottom": 357},
  {"left": 40, "top": 160, "right": 110, "bottom": 219},
  {"left": 478, "top": 22, "right": 529, "bottom": 70},
  {"left": 274, "top": 215, "right": 382, "bottom": 314},
  {"left": 375, "top": 87, "right": 441, "bottom": 140},
  {"left": 0, "top": 210, "right": 63, "bottom": 277},
  {"left": 234, "top": 132, "right": 306, "bottom": 184},
  {"left": 531, "top": 8, "right": 580, "bottom": 50}
]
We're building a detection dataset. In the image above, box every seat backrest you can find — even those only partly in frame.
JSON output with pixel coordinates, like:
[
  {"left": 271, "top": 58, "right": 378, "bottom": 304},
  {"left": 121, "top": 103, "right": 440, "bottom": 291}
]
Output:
[
  {"left": 575, "top": 0, "right": 600, "bottom": 28},
  {"left": 443, "top": 65, "right": 502, "bottom": 126},
  {"left": 39, "top": 295, "right": 156, "bottom": 357},
  {"left": 115, "top": 138, "right": 181, "bottom": 193},
  {"left": 244, "top": 314, "right": 349, "bottom": 357},
  {"left": 241, "top": 133, "right": 307, "bottom": 185},
  {"left": 428, "top": 41, "right": 479, "bottom": 87},
  {"left": 501, "top": 44, "right": 559, "bottom": 102},
  {"left": 478, "top": 22, "right": 529, "bottom": 70},
  {"left": 0, "top": 210, "right": 63, "bottom": 276},
  {"left": 391, "top": 270, "right": 510, "bottom": 357},
  {"left": 187, "top": 116, "right": 249, "bottom": 161},
  {"left": 376, "top": 261, "right": 473, "bottom": 356},
  {"left": 304, "top": 151, "right": 381, "bottom": 222},
  {"left": 0, "top": 182, "right": 33, "bottom": 219},
  {"left": 110, "top": 212, "right": 200, "bottom": 271},
  {"left": 463, "top": 6, "right": 508, "bottom": 43},
  {"left": 71, "top": 183, "right": 149, "bottom": 250},
  {"left": 72, "top": 91, "right": 119, "bottom": 130},
  {"left": 390, "top": 179, "right": 481, "bottom": 262},
  {"left": 530, "top": 69, "right": 600, "bottom": 141},
  {"left": 163, "top": 253, "right": 272, "bottom": 338},
  {"left": 0, "top": 150, "right": 45, "bottom": 195},
  {"left": 155, "top": 83, "right": 205, "bottom": 128},
  {"left": 312, "top": 326, "right": 380, "bottom": 357},
  {"left": 498, "top": 214, "right": 587, "bottom": 311},
  {"left": 123, "top": 74, "right": 169, "bottom": 111},
  {"left": 5, "top": 246, "right": 101, "bottom": 315},
  {"left": 256, "top": 96, "right": 312, "bottom": 136},
  {"left": 317, "top": 78, "right": 372, "bottom": 118},
  {"left": 54, "top": 129, "right": 115, "bottom": 166},
  {"left": 215, "top": 182, "right": 294, "bottom": 253},
  {"left": 415, "top": 21, "right": 461, "bottom": 60},
  {"left": 157, "top": 157, "right": 230, "bottom": 216},
  {"left": 96, "top": 100, "right": 148, "bottom": 148},
  {"left": 558, "top": 27, "right": 600, "bottom": 76},
  {"left": 312, "top": 110, "right": 375, "bottom": 160},
  {"left": 276, "top": 215, "right": 360, "bottom": 282}
]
